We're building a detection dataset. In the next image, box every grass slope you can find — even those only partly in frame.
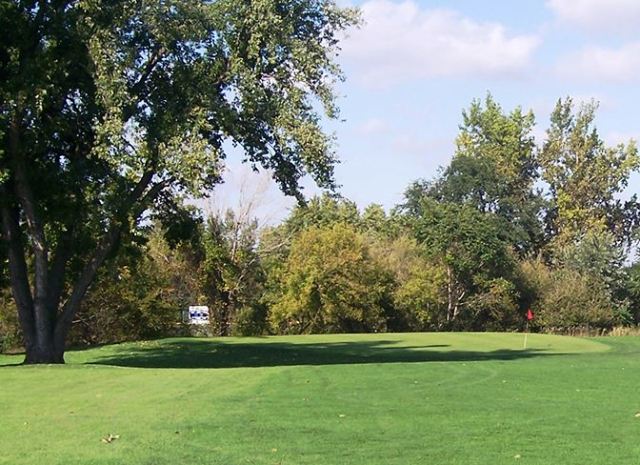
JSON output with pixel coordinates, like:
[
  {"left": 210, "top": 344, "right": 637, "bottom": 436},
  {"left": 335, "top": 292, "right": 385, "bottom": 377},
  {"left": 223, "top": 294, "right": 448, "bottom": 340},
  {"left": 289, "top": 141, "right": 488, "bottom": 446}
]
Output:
[{"left": 2, "top": 333, "right": 639, "bottom": 465}]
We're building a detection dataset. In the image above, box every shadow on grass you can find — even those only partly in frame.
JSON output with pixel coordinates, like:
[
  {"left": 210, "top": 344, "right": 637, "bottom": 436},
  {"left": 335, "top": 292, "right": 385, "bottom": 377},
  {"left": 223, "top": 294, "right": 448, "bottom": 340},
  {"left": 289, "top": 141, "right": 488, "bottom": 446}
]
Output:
[{"left": 88, "top": 338, "right": 558, "bottom": 369}]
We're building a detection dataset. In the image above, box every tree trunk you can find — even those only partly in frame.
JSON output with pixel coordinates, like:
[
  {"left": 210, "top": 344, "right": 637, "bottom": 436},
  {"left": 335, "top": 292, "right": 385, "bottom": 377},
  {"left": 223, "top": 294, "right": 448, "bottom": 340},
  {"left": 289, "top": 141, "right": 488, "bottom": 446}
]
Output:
[
  {"left": 23, "top": 339, "right": 64, "bottom": 364},
  {"left": 2, "top": 159, "right": 166, "bottom": 363},
  {"left": 446, "top": 265, "right": 455, "bottom": 322}
]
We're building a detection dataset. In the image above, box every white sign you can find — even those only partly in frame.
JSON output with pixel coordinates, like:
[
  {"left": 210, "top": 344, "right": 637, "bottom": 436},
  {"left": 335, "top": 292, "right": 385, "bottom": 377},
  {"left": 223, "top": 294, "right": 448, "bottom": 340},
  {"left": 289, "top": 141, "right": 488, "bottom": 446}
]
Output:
[{"left": 186, "top": 306, "right": 210, "bottom": 325}]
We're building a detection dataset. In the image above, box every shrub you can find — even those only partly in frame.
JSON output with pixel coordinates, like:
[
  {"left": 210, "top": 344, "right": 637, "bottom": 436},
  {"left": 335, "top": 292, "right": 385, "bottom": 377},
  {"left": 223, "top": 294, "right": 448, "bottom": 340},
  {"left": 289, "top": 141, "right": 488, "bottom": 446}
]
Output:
[
  {"left": 520, "top": 259, "right": 619, "bottom": 330},
  {"left": 0, "top": 290, "right": 21, "bottom": 353},
  {"left": 268, "top": 224, "right": 386, "bottom": 334}
]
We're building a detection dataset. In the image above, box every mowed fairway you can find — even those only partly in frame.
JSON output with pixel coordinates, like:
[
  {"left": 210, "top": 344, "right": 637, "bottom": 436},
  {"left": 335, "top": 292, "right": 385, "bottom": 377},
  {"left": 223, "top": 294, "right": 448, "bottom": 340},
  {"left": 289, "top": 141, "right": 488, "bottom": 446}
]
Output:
[{"left": 1, "top": 333, "right": 640, "bottom": 465}]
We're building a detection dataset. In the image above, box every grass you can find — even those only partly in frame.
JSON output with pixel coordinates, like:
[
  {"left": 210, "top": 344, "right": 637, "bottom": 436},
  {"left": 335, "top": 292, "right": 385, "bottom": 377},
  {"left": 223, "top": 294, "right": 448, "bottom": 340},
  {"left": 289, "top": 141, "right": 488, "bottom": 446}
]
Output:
[{"left": 1, "top": 332, "right": 639, "bottom": 464}]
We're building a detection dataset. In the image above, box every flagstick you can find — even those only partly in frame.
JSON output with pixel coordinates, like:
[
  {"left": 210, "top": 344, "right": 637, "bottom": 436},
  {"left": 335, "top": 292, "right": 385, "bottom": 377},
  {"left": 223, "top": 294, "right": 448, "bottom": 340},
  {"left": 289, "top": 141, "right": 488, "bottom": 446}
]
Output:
[{"left": 523, "top": 321, "right": 529, "bottom": 350}]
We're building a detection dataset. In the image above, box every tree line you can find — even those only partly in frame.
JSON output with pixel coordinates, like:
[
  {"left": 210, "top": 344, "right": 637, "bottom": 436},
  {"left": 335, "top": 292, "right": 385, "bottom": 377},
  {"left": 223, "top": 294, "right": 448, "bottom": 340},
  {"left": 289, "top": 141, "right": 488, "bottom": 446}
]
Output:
[{"left": 4, "top": 94, "right": 639, "bottom": 350}]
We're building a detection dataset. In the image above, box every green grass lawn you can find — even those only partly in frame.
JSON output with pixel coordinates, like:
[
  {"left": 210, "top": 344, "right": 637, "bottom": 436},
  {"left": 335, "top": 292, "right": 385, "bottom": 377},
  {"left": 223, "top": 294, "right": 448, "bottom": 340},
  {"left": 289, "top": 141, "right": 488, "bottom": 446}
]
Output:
[{"left": 1, "top": 332, "right": 639, "bottom": 464}]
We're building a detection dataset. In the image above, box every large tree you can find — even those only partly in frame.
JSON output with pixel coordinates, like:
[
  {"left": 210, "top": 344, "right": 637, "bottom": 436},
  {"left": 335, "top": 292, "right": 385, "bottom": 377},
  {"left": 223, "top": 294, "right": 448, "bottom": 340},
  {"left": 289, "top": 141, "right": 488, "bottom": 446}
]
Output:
[
  {"left": 540, "top": 98, "right": 640, "bottom": 247},
  {"left": 0, "top": 0, "right": 357, "bottom": 363},
  {"left": 410, "top": 198, "right": 516, "bottom": 327},
  {"left": 405, "top": 95, "right": 544, "bottom": 255}
]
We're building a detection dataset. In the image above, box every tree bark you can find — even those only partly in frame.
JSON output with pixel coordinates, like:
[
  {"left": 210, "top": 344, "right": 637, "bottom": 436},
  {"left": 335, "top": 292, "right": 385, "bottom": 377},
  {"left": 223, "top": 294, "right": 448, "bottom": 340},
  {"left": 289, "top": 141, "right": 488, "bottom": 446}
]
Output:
[
  {"left": 2, "top": 159, "right": 169, "bottom": 363},
  {"left": 446, "top": 265, "right": 455, "bottom": 323},
  {"left": 52, "top": 176, "right": 171, "bottom": 355},
  {"left": 5, "top": 113, "right": 61, "bottom": 363},
  {"left": 0, "top": 197, "right": 37, "bottom": 358}
]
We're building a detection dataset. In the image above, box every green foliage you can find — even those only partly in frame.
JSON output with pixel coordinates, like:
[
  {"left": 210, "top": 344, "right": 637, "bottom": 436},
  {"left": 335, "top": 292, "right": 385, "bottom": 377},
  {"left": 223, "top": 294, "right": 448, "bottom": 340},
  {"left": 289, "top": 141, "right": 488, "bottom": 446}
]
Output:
[
  {"left": 69, "top": 229, "right": 198, "bottom": 345},
  {"left": 370, "top": 235, "right": 446, "bottom": 330},
  {"left": 408, "top": 94, "right": 545, "bottom": 254},
  {"left": 0, "top": 287, "right": 20, "bottom": 352},
  {"left": 7, "top": 87, "right": 640, "bottom": 345},
  {"left": 284, "top": 194, "right": 361, "bottom": 231},
  {"left": 520, "top": 259, "right": 620, "bottom": 329},
  {"left": 231, "top": 304, "right": 269, "bottom": 337},
  {"left": 200, "top": 210, "right": 265, "bottom": 335},
  {"left": 409, "top": 199, "right": 518, "bottom": 326},
  {"left": 540, "top": 98, "right": 640, "bottom": 246},
  {"left": 464, "top": 278, "right": 520, "bottom": 330},
  {"left": 268, "top": 224, "right": 386, "bottom": 333},
  {"left": 414, "top": 200, "right": 511, "bottom": 278},
  {"left": 1, "top": 0, "right": 358, "bottom": 360},
  {"left": 555, "top": 229, "right": 626, "bottom": 290},
  {"left": 623, "top": 262, "right": 640, "bottom": 323}
]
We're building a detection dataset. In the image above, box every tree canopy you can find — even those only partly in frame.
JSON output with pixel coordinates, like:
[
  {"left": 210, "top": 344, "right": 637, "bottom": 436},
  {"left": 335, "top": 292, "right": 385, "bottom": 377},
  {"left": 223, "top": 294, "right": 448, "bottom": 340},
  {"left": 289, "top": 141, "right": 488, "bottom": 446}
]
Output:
[
  {"left": 540, "top": 98, "right": 640, "bottom": 247},
  {"left": 0, "top": 0, "right": 357, "bottom": 363}
]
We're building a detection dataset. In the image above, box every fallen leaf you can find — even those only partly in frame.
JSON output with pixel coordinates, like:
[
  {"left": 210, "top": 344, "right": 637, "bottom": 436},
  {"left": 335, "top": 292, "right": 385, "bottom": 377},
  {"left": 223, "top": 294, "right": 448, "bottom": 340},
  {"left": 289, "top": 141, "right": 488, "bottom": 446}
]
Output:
[{"left": 101, "top": 434, "right": 120, "bottom": 444}]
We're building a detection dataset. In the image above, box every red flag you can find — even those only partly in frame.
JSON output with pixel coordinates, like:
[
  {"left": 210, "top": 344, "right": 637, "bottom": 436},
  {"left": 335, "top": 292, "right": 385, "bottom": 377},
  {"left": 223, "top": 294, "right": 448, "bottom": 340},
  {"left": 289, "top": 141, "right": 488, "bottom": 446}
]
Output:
[{"left": 526, "top": 309, "right": 534, "bottom": 321}]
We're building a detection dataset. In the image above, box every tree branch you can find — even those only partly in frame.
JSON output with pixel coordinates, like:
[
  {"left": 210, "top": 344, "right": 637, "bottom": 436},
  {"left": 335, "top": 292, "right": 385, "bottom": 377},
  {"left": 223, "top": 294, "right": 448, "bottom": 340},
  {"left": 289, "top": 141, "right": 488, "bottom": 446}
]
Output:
[
  {"left": 123, "top": 46, "right": 165, "bottom": 122},
  {"left": 131, "top": 46, "right": 164, "bottom": 96},
  {"left": 46, "top": 227, "right": 74, "bottom": 313},
  {"left": 54, "top": 174, "right": 173, "bottom": 343},
  {"left": 0, "top": 188, "right": 36, "bottom": 347},
  {"left": 8, "top": 112, "right": 52, "bottom": 341}
]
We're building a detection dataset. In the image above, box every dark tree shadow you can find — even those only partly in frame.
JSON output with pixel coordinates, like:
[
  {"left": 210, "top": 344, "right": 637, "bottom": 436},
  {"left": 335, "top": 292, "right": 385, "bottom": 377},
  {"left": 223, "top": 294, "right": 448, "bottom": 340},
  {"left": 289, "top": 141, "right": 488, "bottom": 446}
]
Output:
[{"left": 88, "top": 338, "right": 559, "bottom": 369}]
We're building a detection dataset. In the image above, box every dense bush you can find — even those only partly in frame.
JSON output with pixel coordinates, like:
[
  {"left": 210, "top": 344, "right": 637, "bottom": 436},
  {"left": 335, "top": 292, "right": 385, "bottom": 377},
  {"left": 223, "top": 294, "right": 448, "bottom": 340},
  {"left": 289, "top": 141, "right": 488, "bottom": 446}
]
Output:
[
  {"left": 68, "top": 231, "right": 198, "bottom": 346},
  {"left": 0, "top": 289, "right": 21, "bottom": 353},
  {"left": 268, "top": 224, "right": 387, "bottom": 334},
  {"left": 370, "top": 235, "right": 447, "bottom": 330},
  {"left": 520, "top": 259, "right": 621, "bottom": 330}
]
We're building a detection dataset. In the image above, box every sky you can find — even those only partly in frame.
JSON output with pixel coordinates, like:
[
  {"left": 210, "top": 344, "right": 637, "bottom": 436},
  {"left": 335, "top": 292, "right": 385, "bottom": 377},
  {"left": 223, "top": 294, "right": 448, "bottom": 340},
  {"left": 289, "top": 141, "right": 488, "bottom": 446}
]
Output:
[{"left": 210, "top": 0, "right": 640, "bottom": 224}]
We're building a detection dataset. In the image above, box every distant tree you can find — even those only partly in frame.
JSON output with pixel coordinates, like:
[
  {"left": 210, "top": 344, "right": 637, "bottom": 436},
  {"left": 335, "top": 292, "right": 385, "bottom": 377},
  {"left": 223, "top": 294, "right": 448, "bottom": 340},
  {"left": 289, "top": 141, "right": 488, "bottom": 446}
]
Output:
[
  {"left": 0, "top": 286, "right": 19, "bottom": 352},
  {"left": 540, "top": 98, "right": 640, "bottom": 247},
  {"left": 410, "top": 199, "right": 516, "bottom": 327},
  {"left": 406, "top": 95, "right": 545, "bottom": 254},
  {"left": 258, "top": 194, "right": 364, "bottom": 307},
  {"left": 268, "top": 224, "right": 386, "bottom": 333},
  {"left": 623, "top": 261, "right": 640, "bottom": 324},
  {"left": 556, "top": 230, "right": 626, "bottom": 290},
  {"left": 463, "top": 277, "right": 520, "bottom": 331},
  {"left": 370, "top": 235, "right": 447, "bottom": 330},
  {"left": 0, "top": 0, "right": 357, "bottom": 363},
  {"left": 71, "top": 227, "right": 200, "bottom": 345},
  {"left": 520, "top": 258, "right": 620, "bottom": 330},
  {"left": 361, "top": 203, "right": 387, "bottom": 231},
  {"left": 200, "top": 210, "right": 265, "bottom": 336},
  {"left": 284, "top": 194, "right": 361, "bottom": 232}
]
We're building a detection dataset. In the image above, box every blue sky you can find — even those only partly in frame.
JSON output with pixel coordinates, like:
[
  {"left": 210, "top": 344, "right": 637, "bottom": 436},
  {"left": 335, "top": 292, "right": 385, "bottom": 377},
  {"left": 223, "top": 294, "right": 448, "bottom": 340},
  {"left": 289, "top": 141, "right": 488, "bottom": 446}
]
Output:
[{"left": 211, "top": 0, "right": 640, "bottom": 224}]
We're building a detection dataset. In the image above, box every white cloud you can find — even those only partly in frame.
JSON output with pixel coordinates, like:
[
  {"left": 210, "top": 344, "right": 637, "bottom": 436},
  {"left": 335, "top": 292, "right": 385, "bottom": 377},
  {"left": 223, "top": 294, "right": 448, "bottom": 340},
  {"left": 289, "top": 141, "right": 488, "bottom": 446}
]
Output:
[
  {"left": 557, "top": 42, "right": 640, "bottom": 82},
  {"left": 354, "top": 117, "right": 390, "bottom": 135},
  {"left": 340, "top": 0, "right": 539, "bottom": 88},
  {"left": 547, "top": 0, "right": 640, "bottom": 32}
]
